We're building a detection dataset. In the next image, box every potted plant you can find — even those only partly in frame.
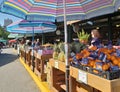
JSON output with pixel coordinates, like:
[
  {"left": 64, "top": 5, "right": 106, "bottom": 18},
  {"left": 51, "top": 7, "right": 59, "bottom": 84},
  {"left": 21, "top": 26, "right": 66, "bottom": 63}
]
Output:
[{"left": 77, "top": 29, "right": 90, "bottom": 44}]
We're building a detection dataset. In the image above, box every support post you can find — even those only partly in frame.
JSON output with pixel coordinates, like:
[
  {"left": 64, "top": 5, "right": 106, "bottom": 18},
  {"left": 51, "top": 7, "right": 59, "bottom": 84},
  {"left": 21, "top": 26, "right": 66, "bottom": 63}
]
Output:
[{"left": 108, "top": 16, "right": 113, "bottom": 41}]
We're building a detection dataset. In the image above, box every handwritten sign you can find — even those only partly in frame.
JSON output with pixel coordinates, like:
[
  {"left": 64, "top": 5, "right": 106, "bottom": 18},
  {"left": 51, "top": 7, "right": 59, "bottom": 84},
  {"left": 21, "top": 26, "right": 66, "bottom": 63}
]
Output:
[
  {"left": 54, "top": 61, "right": 59, "bottom": 69},
  {"left": 78, "top": 70, "right": 87, "bottom": 84}
]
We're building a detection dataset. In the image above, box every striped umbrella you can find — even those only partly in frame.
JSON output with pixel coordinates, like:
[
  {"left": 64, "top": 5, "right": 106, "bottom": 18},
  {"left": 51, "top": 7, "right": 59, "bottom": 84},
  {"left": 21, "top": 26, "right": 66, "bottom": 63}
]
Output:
[
  {"left": 6, "top": 20, "right": 56, "bottom": 51},
  {"left": 0, "top": 0, "right": 120, "bottom": 22},
  {"left": 7, "top": 20, "right": 56, "bottom": 70},
  {"left": 7, "top": 20, "right": 56, "bottom": 34},
  {"left": 7, "top": 26, "right": 56, "bottom": 34}
]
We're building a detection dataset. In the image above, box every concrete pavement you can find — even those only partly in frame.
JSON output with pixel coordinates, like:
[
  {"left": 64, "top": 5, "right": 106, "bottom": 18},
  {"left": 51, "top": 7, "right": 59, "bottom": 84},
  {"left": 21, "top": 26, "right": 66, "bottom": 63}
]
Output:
[{"left": 0, "top": 48, "right": 40, "bottom": 92}]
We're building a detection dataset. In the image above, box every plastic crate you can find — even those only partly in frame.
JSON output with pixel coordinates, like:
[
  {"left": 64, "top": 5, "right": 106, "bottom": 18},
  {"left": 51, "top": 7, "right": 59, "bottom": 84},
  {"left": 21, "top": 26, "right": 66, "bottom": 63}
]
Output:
[
  {"left": 89, "top": 68, "right": 120, "bottom": 80},
  {"left": 71, "top": 64, "right": 120, "bottom": 80}
]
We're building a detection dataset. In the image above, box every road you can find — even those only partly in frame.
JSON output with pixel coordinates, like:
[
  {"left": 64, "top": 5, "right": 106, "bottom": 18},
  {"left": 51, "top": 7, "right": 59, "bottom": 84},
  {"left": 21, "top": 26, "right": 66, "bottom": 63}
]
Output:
[{"left": 0, "top": 48, "right": 40, "bottom": 92}]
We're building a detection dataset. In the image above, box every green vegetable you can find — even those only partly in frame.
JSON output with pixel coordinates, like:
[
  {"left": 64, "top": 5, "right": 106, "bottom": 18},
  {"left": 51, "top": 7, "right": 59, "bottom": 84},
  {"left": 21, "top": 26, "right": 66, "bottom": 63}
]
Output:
[{"left": 77, "top": 29, "right": 90, "bottom": 41}]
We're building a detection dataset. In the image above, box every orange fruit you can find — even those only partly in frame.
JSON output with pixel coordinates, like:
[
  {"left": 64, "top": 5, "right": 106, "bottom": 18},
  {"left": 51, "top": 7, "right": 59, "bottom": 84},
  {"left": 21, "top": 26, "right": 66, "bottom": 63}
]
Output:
[
  {"left": 102, "top": 64, "right": 110, "bottom": 71},
  {"left": 76, "top": 53, "right": 82, "bottom": 60},
  {"left": 89, "top": 60, "right": 95, "bottom": 67},
  {"left": 95, "top": 59, "right": 102, "bottom": 62},
  {"left": 112, "top": 59, "right": 119, "bottom": 65},
  {"left": 118, "top": 62, "right": 120, "bottom": 67},
  {"left": 106, "top": 54, "right": 111, "bottom": 60},
  {"left": 110, "top": 55, "right": 116, "bottom": 61},
  {"left": 93, "top": 70, "right": 99, "bottom": 74},
  {"left": 89, "top": 46, "right": 97, "bottom": 51}
]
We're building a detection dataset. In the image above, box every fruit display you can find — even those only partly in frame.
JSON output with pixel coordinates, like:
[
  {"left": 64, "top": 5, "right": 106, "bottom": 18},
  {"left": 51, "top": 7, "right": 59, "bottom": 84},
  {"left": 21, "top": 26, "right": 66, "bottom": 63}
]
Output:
[
  {"left": 53, "top": 42, "right": 65, "bottom": 62},
  {"left": 77, "top": 29, "right": 90, "bottom": 44},
  {"left": 71, "top": 42, "right": 120, "bottom": 80},
  {"left": 37, "top": 43, "right": 54, "bottom": 55},
  {"left": 71, "top": 40, "right": 87, "bottom": 53}
]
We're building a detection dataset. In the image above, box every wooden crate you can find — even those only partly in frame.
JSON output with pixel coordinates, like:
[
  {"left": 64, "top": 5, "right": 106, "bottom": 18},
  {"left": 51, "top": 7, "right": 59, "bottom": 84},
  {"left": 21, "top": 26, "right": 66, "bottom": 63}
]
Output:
[
  {"left": 20, "top": 49, "right": 23, "bottom": 57},
  {"left": 34, "top": 54, "right": 52, "bottom": 81},
  {"left": 49, "top": 59, "right": 66, "bottom": 72},
  {"left": 46, "top": 62, "right": 52, "bottom": 88},
  {"left": 70, "top": 66, "right": 120, "bottom": 92},
  {"left": 51, "top": 67, "right": 65, "bottom": 92},
  {"left": 49, "top": 59, "right": 66, "bottom": 92},
  {"left": 20, "top": 49, "right": 25, "bottom": 60},
  {"left": 25, "top": 49, "right": 31, "bottom": 66},
  {"left": 30, "top": 50, "right": 36, "bottom": 72}
]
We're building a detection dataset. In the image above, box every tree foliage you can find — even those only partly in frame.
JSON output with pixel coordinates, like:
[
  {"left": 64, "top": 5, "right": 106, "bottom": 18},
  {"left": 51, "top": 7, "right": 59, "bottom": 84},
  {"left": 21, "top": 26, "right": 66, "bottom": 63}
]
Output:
[{"left": 0, "top": 26, "right": 10, "bottom": 39}]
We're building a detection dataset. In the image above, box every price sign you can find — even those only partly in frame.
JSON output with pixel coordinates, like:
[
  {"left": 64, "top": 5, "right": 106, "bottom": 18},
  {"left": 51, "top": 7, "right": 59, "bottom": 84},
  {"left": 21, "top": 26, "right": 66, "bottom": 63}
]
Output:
[
  {"left": 78, "top": 70, "right": 87, "bottom": 84},
  {"left": 54, "top": 61, "right": 59, "bottom": 69}
]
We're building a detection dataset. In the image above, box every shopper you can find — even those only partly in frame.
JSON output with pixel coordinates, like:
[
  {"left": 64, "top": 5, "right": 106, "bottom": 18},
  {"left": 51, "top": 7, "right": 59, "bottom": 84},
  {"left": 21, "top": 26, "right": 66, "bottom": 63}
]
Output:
[
  {"left": 91, "top": 29, "right": 101, "bottom": 45},
  {"left": 35, "top": 39, "right": 40, "bottom": 47},
  {"left": 89, "top": 29, "right": 103, "bottom": 49}
]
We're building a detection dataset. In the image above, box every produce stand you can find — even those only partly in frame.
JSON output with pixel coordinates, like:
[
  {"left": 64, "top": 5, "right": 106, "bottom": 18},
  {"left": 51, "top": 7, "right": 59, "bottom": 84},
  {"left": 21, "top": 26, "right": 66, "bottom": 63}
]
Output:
[
  {"left": 30, "top": 50, "right": 37, "bottom": 71},
  {"left": 34, "top": 53, "right": 52, "bottom": 81},
  {"left": 25, "top": 49, "right": 32, "bottom": 66},
  {"left": 48, "top": 58, "right": 66, "bottom": 92},
  {"left": 20, "top": 49, "right": 26, "bottom": 61},
  {"left": 19, "top": 42, "right": 120, "bottom": 92},
  {"left": 70, "top": 66, "right": 120, "bottom": 92},
  {"left": 48, "top": 58, "right": 120, "bottom": 92}
]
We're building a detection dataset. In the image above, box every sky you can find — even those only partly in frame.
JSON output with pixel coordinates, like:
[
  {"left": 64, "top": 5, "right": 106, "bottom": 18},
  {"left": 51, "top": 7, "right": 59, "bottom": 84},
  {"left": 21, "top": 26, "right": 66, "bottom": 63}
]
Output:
[
  {"left": 0, "top": 12, "right": 21, "bottom": 26},
  {"left": 0, "top": 0, "right": 21, "bottom": 26}
]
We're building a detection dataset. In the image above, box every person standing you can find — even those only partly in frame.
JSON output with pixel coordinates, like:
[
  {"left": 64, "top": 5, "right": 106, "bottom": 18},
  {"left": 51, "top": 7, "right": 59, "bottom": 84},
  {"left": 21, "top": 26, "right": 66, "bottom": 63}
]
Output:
[
  {"left": 89, "top": 29, "right": 103, "bottom": 49},
  {"left": 90, "top": 29, "right": 101, "bottom": 46},
  {"left": 35, "top": 39, "right": 41, "bottom": 48}
]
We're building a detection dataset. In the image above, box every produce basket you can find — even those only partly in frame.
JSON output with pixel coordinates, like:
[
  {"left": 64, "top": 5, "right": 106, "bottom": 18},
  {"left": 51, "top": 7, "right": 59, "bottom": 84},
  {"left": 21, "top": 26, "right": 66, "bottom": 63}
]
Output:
[
  {"left": 89, "top": 68, "right": 120, "bottom": 80},
  {"left": 71, "top": 64, "right": 120, "bottom": 80}
]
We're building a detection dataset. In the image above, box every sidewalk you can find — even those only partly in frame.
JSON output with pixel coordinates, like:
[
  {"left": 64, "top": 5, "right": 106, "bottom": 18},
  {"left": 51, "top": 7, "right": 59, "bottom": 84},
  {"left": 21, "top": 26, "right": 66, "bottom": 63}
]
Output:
[{"left": 0, "top": 48, "right": 40, "bottom": 92}]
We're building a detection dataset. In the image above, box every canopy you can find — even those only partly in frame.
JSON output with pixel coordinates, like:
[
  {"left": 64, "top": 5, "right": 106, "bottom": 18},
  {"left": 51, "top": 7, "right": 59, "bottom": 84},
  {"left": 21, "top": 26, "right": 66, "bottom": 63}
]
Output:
[
  {"left": 1, "top": 0, "right": 120, "bottom": 22},
  {"left": 8, "top": 33, "right": 34, "bottom": 38},
  {"left": 6, "top": 20, "right": 57, "bottom": 34},
  {"left": 8, "top": 39, "right": 16, "bottom": 43},
  {"left": 0, "top": 39, "right": 7, "bottom": 42}
]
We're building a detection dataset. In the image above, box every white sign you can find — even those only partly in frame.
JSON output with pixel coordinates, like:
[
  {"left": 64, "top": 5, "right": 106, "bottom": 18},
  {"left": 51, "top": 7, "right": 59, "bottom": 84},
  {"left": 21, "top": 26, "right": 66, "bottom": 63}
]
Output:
[
  {"left": 54, "top": 61, "right": 59, "bottom": 69},
  {"left": 78, "top": 70, "right": 87, "bottom": 84}
]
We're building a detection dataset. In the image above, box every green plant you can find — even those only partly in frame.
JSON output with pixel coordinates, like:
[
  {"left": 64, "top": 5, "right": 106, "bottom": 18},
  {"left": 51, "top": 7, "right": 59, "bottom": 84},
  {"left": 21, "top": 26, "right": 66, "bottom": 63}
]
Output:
[{"left": 77, "top": 29, "right": 90, "bottom": 41}]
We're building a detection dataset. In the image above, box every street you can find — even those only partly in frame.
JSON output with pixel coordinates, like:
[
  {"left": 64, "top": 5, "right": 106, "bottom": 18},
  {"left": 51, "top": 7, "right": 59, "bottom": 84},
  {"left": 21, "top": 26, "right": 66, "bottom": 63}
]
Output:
[{"left": 0, "top": 48, "right": 40, "bottom": 92}]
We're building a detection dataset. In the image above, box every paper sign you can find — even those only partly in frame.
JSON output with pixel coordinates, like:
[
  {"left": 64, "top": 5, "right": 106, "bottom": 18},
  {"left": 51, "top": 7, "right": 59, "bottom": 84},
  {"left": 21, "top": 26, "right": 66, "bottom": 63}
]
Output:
[
  {"left": 54, "top": 61, "right": 59, "bottom": 69},
  {"left": 78, "top": 70, "right": 87, "bottom": 84}
]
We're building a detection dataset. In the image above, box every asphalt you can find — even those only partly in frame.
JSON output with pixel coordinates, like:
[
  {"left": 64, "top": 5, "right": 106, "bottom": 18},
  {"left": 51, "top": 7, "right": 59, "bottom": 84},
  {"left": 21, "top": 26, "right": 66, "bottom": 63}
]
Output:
[{"left": 0, "top": 47, "right": 40, "bottom": 92}]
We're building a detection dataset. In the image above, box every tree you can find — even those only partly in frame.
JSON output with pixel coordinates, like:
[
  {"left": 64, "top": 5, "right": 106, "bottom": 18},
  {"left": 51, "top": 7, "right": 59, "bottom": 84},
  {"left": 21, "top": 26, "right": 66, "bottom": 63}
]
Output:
[{"left": 0, "top": 26, "right": 10, "bottom": 39}]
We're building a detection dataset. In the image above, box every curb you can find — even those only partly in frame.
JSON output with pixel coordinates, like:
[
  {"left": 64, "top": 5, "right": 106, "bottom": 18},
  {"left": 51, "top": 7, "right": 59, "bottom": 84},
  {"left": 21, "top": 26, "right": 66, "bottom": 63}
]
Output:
[{"left": 19, "top": 57, "right": 50, "bottom": 92}]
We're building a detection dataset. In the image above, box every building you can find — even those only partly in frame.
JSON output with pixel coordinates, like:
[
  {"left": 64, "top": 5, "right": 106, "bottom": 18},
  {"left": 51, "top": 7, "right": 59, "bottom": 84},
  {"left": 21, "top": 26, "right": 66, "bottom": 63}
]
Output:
[{"left": 3, "top": 18, "right": 13, "bottom": 28}]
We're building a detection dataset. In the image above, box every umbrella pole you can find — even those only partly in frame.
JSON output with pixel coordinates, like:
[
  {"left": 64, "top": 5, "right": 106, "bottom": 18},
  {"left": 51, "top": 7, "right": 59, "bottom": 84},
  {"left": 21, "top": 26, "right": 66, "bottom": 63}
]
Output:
[
  {"left": 63, "top": 0, "right": 69, "bottom": 92},
  {"left": 32, "top": 26, "right": 35, "bottom": 72}
]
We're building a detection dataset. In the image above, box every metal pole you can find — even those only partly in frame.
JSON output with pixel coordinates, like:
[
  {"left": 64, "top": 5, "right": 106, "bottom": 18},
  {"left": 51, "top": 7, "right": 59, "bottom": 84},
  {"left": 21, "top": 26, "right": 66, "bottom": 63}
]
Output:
[
  {"left": 31, "top": 26, "right": 35, "bottom": 72},
  {"left": 63, "top": 0, "right": 69, "bottom": 92},
  {"left": 42, "top": 33, "right": 45, "bottom": 45}
]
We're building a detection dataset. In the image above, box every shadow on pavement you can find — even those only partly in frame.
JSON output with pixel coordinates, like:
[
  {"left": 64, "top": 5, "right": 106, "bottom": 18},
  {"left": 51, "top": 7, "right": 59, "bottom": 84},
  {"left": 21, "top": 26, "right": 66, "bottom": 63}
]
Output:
[{"left": 0, "top": 53, "right": 18, "bottom": 67}]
